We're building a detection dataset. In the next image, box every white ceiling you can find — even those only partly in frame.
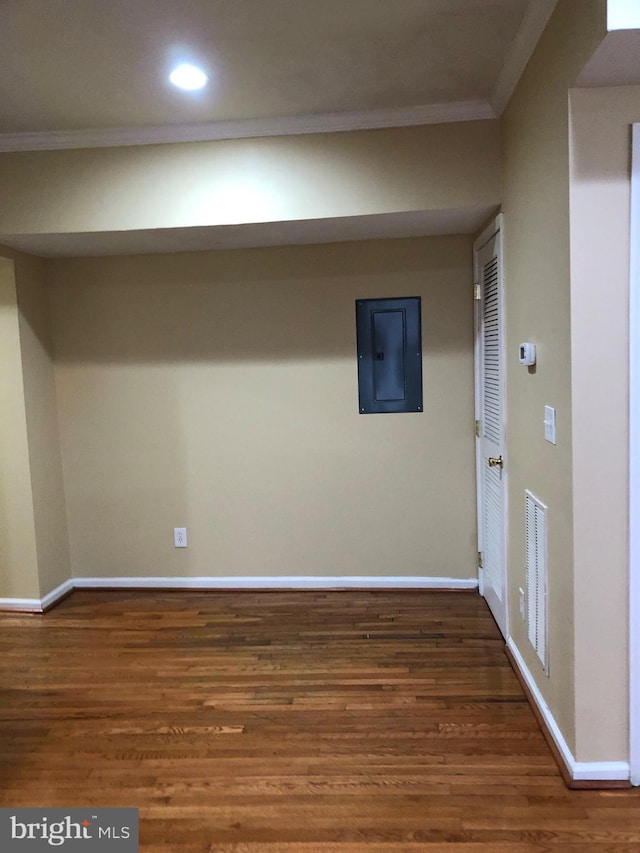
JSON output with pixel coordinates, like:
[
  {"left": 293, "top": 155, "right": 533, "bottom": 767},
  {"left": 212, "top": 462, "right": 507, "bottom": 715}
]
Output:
[
  {"left": 2, "top": 0, "right": 530, "bottom": 134},
  {"left": 0, "top": 0, "right": 557, "bottom": 256}
]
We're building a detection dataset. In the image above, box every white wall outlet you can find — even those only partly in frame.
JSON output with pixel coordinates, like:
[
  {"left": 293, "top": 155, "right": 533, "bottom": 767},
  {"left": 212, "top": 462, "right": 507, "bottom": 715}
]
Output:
[
  {"left": 519, "top": 587, "right": 526, "bottom": 619},
  {"left": 174, "top": 527, "right": 187, "bottom": 548}
]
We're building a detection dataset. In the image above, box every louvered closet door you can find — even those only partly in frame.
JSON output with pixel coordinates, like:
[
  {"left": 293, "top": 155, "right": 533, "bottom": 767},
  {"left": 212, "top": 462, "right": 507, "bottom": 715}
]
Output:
[{"left": 474, "top": 217, "right": 507, "bottom": 638}]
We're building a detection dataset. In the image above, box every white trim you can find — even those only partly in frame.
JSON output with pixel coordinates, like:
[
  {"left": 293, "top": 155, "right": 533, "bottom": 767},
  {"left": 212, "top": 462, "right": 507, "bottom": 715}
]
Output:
[
  {"left": 0, "top": 597, "right": 44, "bottom": 613},
  {"left": 608, "top": 0, "right": 640, "bottom": 31},
  {"left": 473, "top": 213, "right": 509, "bottom": 639},
  {"left": 572, "top": 761, "right": 631, "bottom": 782},
  {"left": 491, "top": 1, "right": 558, "bottom": 115},
  {"left": 630, "top": 123, "right": 640, "bottom": 786},
  {"left": 0, "top": 576, "right": 478, "bottom": 611},
  {"left": 474, "top": 239, "right": 484, "bottom": 599},
  {"left": 71, "top": 576, "right": 479, "bottom": 591},
  {"left": 508, "top": 638, "right": 630, "bottom": 782},
  {"left": 0, "top": 579, "right": 74, "bottom": 613},
  {"left": 475, "top": 213, "right": 503, "bottom": 252},
  {"left": 40, "top": 579, "right": 75, "bottom": 610},
  {"left": 0, "top": 101, "right": 496, "bottom": 153}
]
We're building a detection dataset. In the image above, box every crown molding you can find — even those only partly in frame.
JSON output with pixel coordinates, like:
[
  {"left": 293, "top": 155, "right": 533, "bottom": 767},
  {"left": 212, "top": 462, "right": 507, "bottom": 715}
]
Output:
[
  {"left": 0, "top": 100, "right": 496, "bottom": 153},
  {"left": 491, "top": 0, "right": 559, "bottom": 115}
]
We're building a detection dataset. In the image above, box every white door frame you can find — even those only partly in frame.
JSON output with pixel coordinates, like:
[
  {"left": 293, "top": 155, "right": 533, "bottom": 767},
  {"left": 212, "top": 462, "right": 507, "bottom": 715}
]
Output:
[
  {"left": 474, "top": 212, "right": 509, "bottom": 639},
  {"left": 629, "top": 123, "right": 640, "bottom": 786}
]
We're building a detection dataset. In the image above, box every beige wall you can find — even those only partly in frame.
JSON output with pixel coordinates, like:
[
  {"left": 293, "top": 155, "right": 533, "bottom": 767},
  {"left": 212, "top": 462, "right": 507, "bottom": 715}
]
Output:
[
  {"left": 0, "top": 122, "right": 500, "bottom": 236},
  {"left": 13, "top": 251, "right": 71, "bottom": 596},
  {"left": 0, "top": 247, "right": 70, "bottom": 601},
  {"left": 47, "top": 236, "right": 477, "bottom": 581},
  {"left": 569, "top": 85, "right": 640, "bottom": 762},
  {"left": 0, "top": 257, "right": 40, "bottom": 600},
  {"left": 501, "top": 0, "right": 606, "bottom": 755}
]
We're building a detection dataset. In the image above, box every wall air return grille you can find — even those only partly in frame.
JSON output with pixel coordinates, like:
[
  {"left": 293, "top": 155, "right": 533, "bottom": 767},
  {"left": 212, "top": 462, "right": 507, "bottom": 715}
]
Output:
[{"left": 525, "top": 490, "right": 548, "bottom": 674}]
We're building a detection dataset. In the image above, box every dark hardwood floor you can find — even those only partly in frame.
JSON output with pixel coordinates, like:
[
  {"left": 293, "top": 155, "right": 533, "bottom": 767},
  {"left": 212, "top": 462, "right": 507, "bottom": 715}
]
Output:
[{"left": 0, "top": 589, "right": 638, "bottom": 851}]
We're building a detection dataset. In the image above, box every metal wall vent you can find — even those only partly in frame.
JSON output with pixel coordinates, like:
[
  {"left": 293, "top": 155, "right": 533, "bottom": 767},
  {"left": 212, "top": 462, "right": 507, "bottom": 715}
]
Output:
[{"left": 525, "top": 490, "right": 548, "bottom": 674}]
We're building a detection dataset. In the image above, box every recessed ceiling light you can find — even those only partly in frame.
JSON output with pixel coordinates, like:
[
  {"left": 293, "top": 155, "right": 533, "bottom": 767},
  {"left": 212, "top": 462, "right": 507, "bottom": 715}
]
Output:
[{"left": 169, "top": 63, "right": 208, "bottom": 91}]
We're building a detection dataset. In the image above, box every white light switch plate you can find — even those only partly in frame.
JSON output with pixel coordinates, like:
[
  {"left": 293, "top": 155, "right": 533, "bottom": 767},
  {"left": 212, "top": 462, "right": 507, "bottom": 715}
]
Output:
[{"left": 544, "top": 406, "right": 556, "bottom": 445}]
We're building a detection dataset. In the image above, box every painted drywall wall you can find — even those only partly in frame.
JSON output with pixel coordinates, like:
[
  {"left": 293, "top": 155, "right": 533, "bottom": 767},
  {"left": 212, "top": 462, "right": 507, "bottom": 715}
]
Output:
[
  {"left": 0, "top": 257, "right": 40, "bottom": 600},
  {"left": 569, "top": 85, "right": 640, "bottom": 762},
  {"left": 47, "top": 236, "right": 477, "bottom": 582},
  {"left": 0, "top": 122, "right": 500, "bottom": 236},
  {"left": 501, "top": 0, "right": 607, "bottom": 756},
  {"left": 12, "top": 250, "right": 71, "bottom": 597}
]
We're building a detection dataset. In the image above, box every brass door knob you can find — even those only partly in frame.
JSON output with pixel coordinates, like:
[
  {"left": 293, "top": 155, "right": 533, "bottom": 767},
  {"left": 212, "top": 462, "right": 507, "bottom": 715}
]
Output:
[{"left": 488, "top": 455, "right": 504, "bottom": 469}]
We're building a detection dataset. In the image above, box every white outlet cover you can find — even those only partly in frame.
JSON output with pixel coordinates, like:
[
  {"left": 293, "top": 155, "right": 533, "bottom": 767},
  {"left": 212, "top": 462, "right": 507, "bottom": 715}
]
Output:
[{"left": 174, "top": 527, "right": 188, "bottom": 547}]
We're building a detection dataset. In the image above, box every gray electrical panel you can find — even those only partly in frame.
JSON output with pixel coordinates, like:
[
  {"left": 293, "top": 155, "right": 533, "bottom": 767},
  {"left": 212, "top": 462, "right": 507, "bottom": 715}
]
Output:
[{"left": 356, "top": 297, "right": 423, "bottom": 414}]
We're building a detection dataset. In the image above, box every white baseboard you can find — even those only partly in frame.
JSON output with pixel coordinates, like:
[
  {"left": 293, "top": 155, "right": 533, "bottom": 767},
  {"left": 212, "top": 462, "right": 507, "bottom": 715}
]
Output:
[
  {"left": 41, "top": 579, "right": 74, "bottom": 610},
  {"left": 571, "top": 760, "right": 631, "bottom": 782},
  {"left": 0, "top": 576, "right": 478, "bottom": 611},
  {"left": 0, "top": 579, "right": 75, "bottom": 613},
  {"left": 72, "top": 575, "right": 479, "bottom": 591},
  {"left": 507, "top": 637, "right": 630, "bottom": 782},
  {"left": 0, "top": 597, "right": 44, "bottom": 612}
]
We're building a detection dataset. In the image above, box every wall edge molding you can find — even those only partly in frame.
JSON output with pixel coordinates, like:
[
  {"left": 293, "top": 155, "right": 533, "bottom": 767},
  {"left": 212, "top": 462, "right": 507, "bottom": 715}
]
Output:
[
  {"left": 507, "top": 638, "right": 630, "bottom": 785},
  {"left": 0, "top": 101, "right": 496, "bottom": 153},
  {"left": 629, "top": 123, "right": 640, "bottom": 786}
]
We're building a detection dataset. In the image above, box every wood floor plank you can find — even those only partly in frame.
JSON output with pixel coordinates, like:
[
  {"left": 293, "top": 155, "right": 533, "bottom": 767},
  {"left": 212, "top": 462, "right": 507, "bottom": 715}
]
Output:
[{"left": 0, "top": 589, "right": 638, "bottom": 851}]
